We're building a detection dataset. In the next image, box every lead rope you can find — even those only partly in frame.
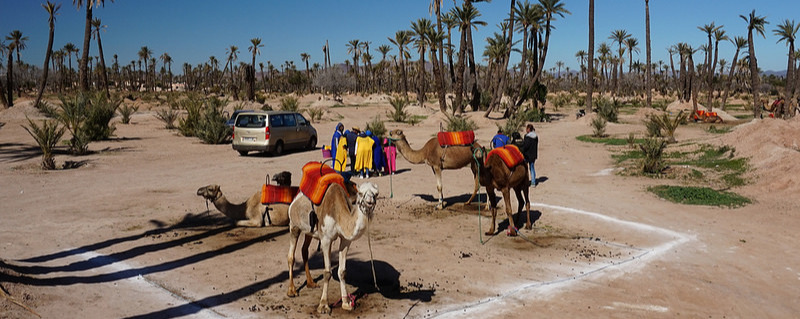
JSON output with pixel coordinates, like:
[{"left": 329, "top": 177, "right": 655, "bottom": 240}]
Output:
[
  {"left": 366, "top": 206, "right": 379, "bottom": 291},
  {"left": 472, "top": 146, "right": 485, "bottom": 245}
]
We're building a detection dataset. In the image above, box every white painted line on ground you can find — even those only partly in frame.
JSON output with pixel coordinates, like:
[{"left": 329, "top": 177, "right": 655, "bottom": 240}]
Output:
[
  {"left": 428, "top": 202, "right": 694, "bottom": 318},
  {"left": 74, "top": 249, "right": 226, "bottom": 319}
]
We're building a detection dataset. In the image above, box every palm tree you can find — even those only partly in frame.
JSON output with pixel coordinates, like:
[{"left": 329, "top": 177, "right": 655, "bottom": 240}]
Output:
[
  {"left": 486, "top": 0, "right": 517, "bottom": 117},
  {"left": 160, "top": 52, "right": 172, "bottom": 91},
  {"left": 513, "top": 0, "right": 542, "bottom": 92},
  {"left": 411, "top": 18, "right": 433, "bottom": 107},
  {"left": 645, "top": 0, "right": 651, "bottom": 108},
  {"left": 247, "top": 38, "right": 263, "bottom": 100},
  {"left": 377, "top": 44, "right": 392, "bottom": 90},
  {"left": 137, "top": 46, "right": 152, "bottom": 91},
  {"left": 74, "top": 0, "right": 112, "bottom": 92},
  {"left": 91, "top": 18, "right": 110, "bottom": 97},
  {"left": 533, "top": 0, "right": 570, "bottom": 83},
  {"left": 3, "top": 40, "right": 14, "bottom": 107},
  {"left": 429, "top": 0, "right": 447, "bottom": 114},
  {"left": 223, "top": 45, "right": 238, "bottom": 82},
  {"left": 360, "top": 41, "right": 374, "bottom": 90},
  {"left": 624, "top": 37, "right": 640, "bottom": 74},
  {"left": 608, "top": 29, "right": 630, "bottom": 95},
  {"left": 451, "top": 2, "right": 486, "bottom": 113},
  {"left": 346, "top": 39, "right": 361, "bottom": 88},
  {"left": 300, "top": 52, "right": 310, "bottom": 92},
  {"left": 774, "top": 19, "right": 799, "bottom": 118},
  {"left": 740, "top": 9, "right": 768, "bottom": 118},
  {"left": 35, "top": 1, "right": 61, "bottom": 108},
  {"left": 63, "top": 42, "right": 77, "bottom": 87},
  {"left": 575, "top": 50, "right": 587, "bottom": 81},
  {"left": 709, "top": 28, "right": 728, "bottom": 109},
  {"left": 5, "top": 30, "right": 27, "bottom": 106},
  {"left": 389, "top": 30, "right": 413, "bottom": 99},
  {"left": 587, "top": 0, "right": 594, "bottom": 111}
]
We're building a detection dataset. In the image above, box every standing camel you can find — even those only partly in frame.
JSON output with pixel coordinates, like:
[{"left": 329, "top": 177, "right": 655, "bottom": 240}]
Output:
[
  {"left": 388, "top": 129, "right": 481, "bottom": 209},
  {"left": 475, "top": 146, "right": 532, "bottom": 236},
  {"left": 195, "top": 172, "right": 293, "bottom": 227},
  {"left": 286, "top": 182, "right": 379, "bottom": 314}
]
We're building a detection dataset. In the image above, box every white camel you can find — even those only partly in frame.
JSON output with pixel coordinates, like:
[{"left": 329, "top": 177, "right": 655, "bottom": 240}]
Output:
[{"left": 286, "top": 182, "right": 379, "bottom": 314}]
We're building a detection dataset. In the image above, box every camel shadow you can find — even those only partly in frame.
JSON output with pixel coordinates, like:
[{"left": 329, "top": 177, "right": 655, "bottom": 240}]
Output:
[
  {"left": 413, "top": 193, "right": 489, "bottom": 209},
  {"left": 296, "top": 252, "right": 434, "bottom": 303},
  {"left": 496, "top": 210, "right": 543, "bottom": 234}
]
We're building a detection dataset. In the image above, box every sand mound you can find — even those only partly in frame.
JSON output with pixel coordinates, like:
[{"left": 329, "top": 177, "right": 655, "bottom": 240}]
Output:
[
  {"left": 716, "top": 117, "right": 800, "bottom": 194},
  {"left": 0, "top": 100, "right": 47, "bottom": 121}
]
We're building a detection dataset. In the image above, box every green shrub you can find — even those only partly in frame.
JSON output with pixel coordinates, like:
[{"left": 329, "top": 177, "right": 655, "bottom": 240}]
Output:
[
  {"left": 306, "top": 107, "right": 325, "bottom": 123},
  {"left": 82, "top": 93, "right": 121, "bottom": 141},
  {"left": 596, "top": 96, "right": 619, "bottom": 123},
  {"left": 57, "top": 94, "right": 90, "bottom": 155},
  {"left": 280, "top": 96, "right": 299, "bottom": 111},
  {"left": 22, "top": 117, "right": 66, "bottom": 170},
  {"left": 639, "top": 137, "right": 667, "bottom": 174},
  {"left": 649, "top": 110, "right": 686, "bottom": 143},
  {"left": 195, "top": 100, "right": 231, "bottom": 144},
  {"left": 35, "top": 100, "right": 59, "bottom": 118},
  {"left": 648, "top": 185, "right": 750, "bottom": 207},
  {"left": 155, "top": 108, "right": 179, "bottom": 129},
  {"left": 498, "top": 115, "right": 526, "bottom": 137},
  {"left": 444, "top": 114, "right": 477, "bottom": 132},
  {"left": 519, "top": 106, "right": 549, "bottom": 122},
  {"left": 387, "top": 96, "right": 410, "bottom": 122},
  {"left": 365, "top": 115, "right": 387, "bottom": 138},
  {"left": 590, "top": 116, "right": 607, "bottom": 138},
  {"left": 645, "top": 116, "right": 663, "bottom": 138},
  {"left": 118, "top": 104, "right": 139, "bottom": 124}
]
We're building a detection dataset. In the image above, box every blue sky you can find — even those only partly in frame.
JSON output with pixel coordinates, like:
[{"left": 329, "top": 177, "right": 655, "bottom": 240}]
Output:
[{"left": 2, "top": 0, "right": 800, "bottom": 74}]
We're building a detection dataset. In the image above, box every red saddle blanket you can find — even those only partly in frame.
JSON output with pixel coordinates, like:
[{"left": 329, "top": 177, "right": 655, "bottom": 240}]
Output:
[
  {"left": 300, "top": 161, "right": 346, "bottom": 205},
  {"left": 261, "top": 185, "right": 299, "bottom": 204},
  {"left": 437, "top": 131, "right": 475, "bottom": 147},
  {"left": 486, "top": 145, "right": 525, "bottom": 168}
]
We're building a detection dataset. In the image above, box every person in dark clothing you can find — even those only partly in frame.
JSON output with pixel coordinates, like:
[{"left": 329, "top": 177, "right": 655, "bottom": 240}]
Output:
[
  {"left": 510, "top": 132, "right": 523, "bottom": 148},
  {"left": 490, "top": 129, "right": 511, "bottom": 149},
  {"left": 521, "top": 124, "right": 539, "bottom": 187},
  {"left": 345, "top": 126, "right": 360, "bottom": 173}
]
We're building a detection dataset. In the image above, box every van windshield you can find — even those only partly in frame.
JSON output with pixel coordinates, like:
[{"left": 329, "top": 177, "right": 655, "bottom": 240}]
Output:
[{"left": 235, "top": 115, "right": 266, "bottom": 128}]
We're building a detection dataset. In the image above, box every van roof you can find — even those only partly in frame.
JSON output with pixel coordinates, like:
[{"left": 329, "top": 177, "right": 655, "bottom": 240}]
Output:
[{"left": 237, "top": 110, "right": 299, "bottom": 115}]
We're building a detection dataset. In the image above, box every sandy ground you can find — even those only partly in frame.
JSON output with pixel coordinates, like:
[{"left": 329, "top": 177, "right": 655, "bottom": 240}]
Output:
[{"left": 1, "top": 94, "right": 800, "bottom": 319}]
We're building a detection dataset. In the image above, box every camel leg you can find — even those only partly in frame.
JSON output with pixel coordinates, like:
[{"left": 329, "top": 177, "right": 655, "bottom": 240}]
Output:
[
  {"left": 433, "top": 167, "right": 445, "bottom": 209},
  {"left": 235, "top": 219, "right": 262, "bottom": 227},
  {"left": 317, "top": 236, "right": 333, "bottom": 314},
  {"left": 485, "top": 190, "right": 498, "bottom": 235},
  {"left": 518, "top": 184, "right": 532, "bottom": 230},
  {"left": 337, "top": 239, "right": 353, "bottom": 311},
  {"left": 301, "top": 234, "right": 317, "bottom": 288},
  {"left": 502, "top": 188, "right": 518, "bottom": 236},
  {"left": 465, "top": 162, "right": 480, "bottom": 205},
  {"left": 287, "top": 228, "right": 301, "bottom": 297}
]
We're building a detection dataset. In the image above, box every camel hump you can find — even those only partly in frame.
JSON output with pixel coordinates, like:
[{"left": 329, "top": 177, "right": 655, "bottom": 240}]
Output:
[
  {"left": 437, "top": 131, "right": 475, "bottom": 147},
  {"left": 486, "top": 145, "right": 525, "bottom": 168},
  {"left": 300, "top": 161, "right": 346, "bottom": 205}
]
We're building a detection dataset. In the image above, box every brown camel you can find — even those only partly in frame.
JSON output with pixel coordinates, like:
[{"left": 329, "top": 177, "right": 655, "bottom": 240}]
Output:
[
  {"left": 195, "top": 172, "right": 293, "bottom": 227},
  {"left": 388, "top": 129, "right": 481, "bottom": 209},
  {"left": 475, "top": 148, "right": 532, "bottom": 236},
  {"left": 286, "top": 182, "right": 379, "bottom": 314}
]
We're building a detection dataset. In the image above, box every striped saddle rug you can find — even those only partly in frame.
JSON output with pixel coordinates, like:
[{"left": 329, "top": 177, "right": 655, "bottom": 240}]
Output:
[
  {"left": 437, "top": 130, "right": 475, "bottom": 147},
  {"left": 261, "top": 185, "right": 299, "bottom": 204},
  {"left": 299, "top": 161, "right": 346, "bottom": 205},
  {"left": 486, "top": 145, "right": 525, "bottom": 168}
]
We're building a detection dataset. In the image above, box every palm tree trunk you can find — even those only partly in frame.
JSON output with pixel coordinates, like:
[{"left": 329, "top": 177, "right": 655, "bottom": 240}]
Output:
[
  {"left": 35, "top": 17, "right": 56, "bottom": 107},
  {"left": 747, "top": 30, "right": 761, "bottom": 118},
  {"left": 6, "top": 53, "right": 14, "bottom": 107},
  {"left": 466, "top": 25, "right": 481, "bottom": 111},
  {"left": 96, "top": 34, "right": 110, "bottom": 98},
  {"left": 454, "top": 27, "right": 468, "bottom": 114},
  {"left": 79, "top": 5, "right": 92, "bottom": 92},
  {"left": 587, "top": 0, "right": 594, "bottom": 111},
  {"left": 783, "top": 42, "right": 794, "bottom": 118},
  {"left": 645, "top": 0, "right": 652, "bottom": 108},
  {"left": 488, "top": 0, "right": 516, "bottom": 118}
]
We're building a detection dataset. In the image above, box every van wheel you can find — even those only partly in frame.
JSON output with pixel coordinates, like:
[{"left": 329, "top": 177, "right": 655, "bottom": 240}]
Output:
[
  {"left": 237, "top": 150, "right": 248, "bottom": 156},
  {"left": 306, "top": 137, "right": 317, "bottom": 150},
  {"left": 273, "top": 141, "right": 284, "bottom": 156}
]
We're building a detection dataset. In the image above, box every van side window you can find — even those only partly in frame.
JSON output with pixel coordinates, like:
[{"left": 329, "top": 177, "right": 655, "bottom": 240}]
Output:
[
  {"left": 296, "top": 114, "right": 308, "bottom": 126},
  {"left": 283, "top": 114, "right": 297, "bottom": 127},
  {"left": 270, "top": 114, "right": 284, "bottom": 127}
]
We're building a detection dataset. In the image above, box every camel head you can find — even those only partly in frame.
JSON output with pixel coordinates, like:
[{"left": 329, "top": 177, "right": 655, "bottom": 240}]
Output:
[
  {"left": 388, "top": 129, "right": 406, "bottom": 141},
  {"left": 272, "top": 171, "right": 292, "bottom": 187},
  {"left": 356, "top": 182, "right": 379, "bottom": 218},
  {"left": 196, "top": 184, "right": 221, "bottom": 201}
]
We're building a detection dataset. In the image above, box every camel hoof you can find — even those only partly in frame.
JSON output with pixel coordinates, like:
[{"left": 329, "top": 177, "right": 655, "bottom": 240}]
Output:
[
  {"left": 287, "top": 287, "right": 298, "bottom": 297},
  {"left": 485, "top": 231, "right": 494, "bottom": 236},
  {"left": 306, "top": 281, "right": 318, "bottom": 289},
  {"left": 525, "top": 223, "right": 533, "bottom": 230},
  {"left": 317, "top": 304, "right": 331, "bottom": 314},
  {"left": 506, "top": 226, "right": 518, "bottom": 237}
]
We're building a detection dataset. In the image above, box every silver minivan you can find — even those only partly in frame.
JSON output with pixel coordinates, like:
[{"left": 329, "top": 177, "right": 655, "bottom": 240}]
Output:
[{"left": 232, "top": 111, "right": 317, "bottom": 156}]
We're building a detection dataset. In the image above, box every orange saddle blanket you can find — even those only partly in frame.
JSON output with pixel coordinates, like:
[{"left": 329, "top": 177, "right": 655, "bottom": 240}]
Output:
[
  {"left": 261, "top": 185, "right": 299, "bottom": 204},
  {"left": 299, "top": 161, "right": 346, "bottom": 205},
  {"left": 486, "top": 145, "right": 525, "bottom": 168},
  {"left": 437, "top": 131, "right": 475, "bottom": 147}
]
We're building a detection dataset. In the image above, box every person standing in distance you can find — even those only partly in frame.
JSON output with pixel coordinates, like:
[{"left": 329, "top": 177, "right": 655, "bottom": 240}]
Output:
[{"left": 521, "top": 124, "right": 539, "bottom": 187}]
